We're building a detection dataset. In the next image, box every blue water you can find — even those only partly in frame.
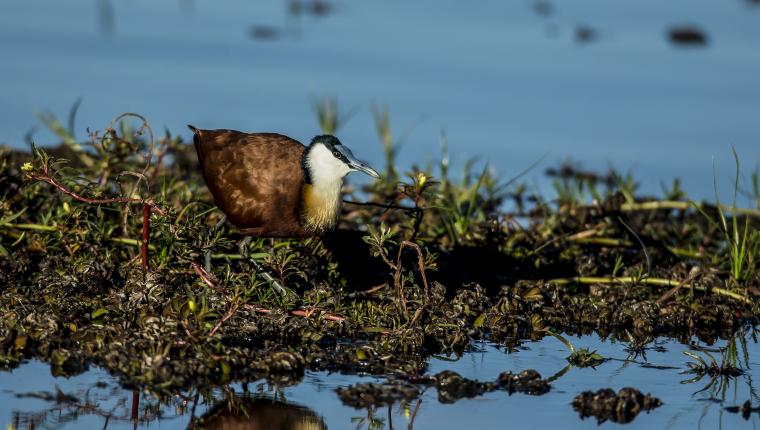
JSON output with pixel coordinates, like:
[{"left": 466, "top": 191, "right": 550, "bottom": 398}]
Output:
[
  {"left": 1, "top": 1, "right": 760, "bottom": 201},
  {"left": 2, "top": 333, "right": 758, "bottom": 429}
]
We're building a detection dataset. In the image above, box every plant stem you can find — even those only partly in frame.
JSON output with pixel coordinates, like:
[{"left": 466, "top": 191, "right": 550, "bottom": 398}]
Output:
[
  {"left": 141, "top": 203, "right": 150, "bottom": 270},
  {"left": 0, "top": 223, "right": 57, "bottom": 232},
  {"left": 620, "top": 200, "right": 760, "bottom": 217},
  {"left": 546, "top": 276, "right": 751, "bottom": 304},
  {"left": 569, "top": 237, "right": 634, "bottom": 247}
]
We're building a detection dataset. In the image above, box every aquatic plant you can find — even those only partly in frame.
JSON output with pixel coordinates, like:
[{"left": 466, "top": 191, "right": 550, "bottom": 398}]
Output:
[{"left": 0, "top": 102, "right": 758, "bottom": 396}]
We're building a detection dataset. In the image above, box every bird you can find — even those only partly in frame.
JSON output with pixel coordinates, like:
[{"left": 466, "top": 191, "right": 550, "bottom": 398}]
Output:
[{"left": 189, "top": 125, "right": 380, "bottom": 237}]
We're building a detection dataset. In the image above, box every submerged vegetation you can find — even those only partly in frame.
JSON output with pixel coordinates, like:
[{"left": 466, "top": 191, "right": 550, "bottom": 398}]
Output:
[{"left": 0, "top": 102, "right": 759, "bottom": 420}]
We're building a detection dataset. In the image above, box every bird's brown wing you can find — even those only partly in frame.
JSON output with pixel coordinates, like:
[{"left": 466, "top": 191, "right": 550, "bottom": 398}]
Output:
[{"left": 191, "top": 127, "right": 308, "bottom": 237}]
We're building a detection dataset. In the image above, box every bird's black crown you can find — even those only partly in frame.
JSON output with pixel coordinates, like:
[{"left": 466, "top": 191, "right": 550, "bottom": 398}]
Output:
[{"left": 309, "top": 135, "right": 342, "bottom": 150}]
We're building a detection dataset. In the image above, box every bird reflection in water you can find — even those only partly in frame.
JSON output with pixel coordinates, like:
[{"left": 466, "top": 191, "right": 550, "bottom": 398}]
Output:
[{"left": 193, "top": 396, "right": 326, "bottom": 430}]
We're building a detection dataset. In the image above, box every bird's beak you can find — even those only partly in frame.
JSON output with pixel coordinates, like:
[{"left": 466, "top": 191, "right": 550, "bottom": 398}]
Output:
[{"left": 347, "top": 157, "right": 380, "bottom": 178}]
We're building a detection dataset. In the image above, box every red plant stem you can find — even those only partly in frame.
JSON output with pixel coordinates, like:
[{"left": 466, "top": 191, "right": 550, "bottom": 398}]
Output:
[
  {"left": 31, "top": 168, "right": 168, "bottom": 271},
  {"left": 247, "top": 305, "right": 346, "bottom": 322},
  {"left": 141, "top": 203, "right": 150, "bottom": 270},
  {"left": 131, "top": 388, "right": 139, "bottom": 424},
  {"left": 190, "top": 262, "right": 225, "bottom": 293},
  {"left": 30, "top": 171, "right": 166, "bottom": 216},
  {"left": 208, "top": 303, "right": 240, "bottom": 338}
]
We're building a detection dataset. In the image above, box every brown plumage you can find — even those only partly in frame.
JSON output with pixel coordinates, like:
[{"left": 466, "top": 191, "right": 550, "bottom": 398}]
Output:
[{"left": 190, "top": 125, "right": 379, "bottom": 238}]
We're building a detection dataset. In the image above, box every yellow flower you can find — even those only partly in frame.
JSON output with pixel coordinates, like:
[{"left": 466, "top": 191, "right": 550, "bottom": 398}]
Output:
[
  {"left": 21, "top": 162, "right": 33, "bottom": 172},
  {"left": 417, "top": 172, "right": 427, "bottom": 187}
]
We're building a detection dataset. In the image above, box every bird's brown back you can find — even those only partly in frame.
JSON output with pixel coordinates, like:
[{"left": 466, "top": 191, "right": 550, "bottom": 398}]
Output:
[{"left": 191, "top": 126, "right": 309, "bottom": 237}]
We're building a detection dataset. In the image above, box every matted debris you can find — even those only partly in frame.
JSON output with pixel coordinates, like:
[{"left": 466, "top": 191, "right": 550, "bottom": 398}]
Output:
[
  {"left": 572, "top": 387, "right": 662, "bottom": 423},
  {"left": 336, "top": 382, "right": 421, "bottom": 409}
]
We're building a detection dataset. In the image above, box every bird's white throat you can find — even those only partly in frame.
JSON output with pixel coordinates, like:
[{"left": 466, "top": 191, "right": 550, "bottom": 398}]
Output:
[{"left": 301, "top": 143, "right": 350, "bottom": 233}]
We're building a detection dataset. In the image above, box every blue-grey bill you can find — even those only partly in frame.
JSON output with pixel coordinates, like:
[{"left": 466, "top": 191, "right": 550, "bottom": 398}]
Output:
[{"left": 350, "top": 160, "right": 380, "bottom": 178}]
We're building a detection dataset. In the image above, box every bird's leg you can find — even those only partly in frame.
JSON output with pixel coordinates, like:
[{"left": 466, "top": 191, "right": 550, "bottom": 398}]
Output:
[
  {"left": 204, "top": 215, "right": 228, "bottom": 272},
  {"left": 237, "top": 235, "right": 253, "bottom": 259},
  {"left": 238, "top": 236, "right": 293, "bottom": 298},
  {"left": 214, "top": 214, "right": 228, "bottom": 231}
]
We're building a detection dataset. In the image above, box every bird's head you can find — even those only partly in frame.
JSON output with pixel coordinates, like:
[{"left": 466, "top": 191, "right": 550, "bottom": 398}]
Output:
[{"left": 303, "top": 135, "right": 380, "bottom": 185}]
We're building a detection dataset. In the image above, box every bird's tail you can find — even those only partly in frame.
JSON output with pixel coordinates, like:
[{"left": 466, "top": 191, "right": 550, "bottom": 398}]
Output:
[{"left": 187, "top": 124, "right": 202, "bottom": 151}]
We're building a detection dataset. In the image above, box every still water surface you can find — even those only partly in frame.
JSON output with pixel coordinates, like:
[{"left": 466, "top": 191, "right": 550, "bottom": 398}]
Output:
[
  {"left": 1, "top": 1, "right": 760, "bottom": 199},
  {"left": 2, "top": 332, "right": 759, "bottom": 429}
]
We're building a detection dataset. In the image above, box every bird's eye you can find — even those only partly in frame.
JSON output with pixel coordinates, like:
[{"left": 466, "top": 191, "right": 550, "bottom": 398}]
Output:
[{"left": 333, "top": 151, "right": 341, "bottom": 158}]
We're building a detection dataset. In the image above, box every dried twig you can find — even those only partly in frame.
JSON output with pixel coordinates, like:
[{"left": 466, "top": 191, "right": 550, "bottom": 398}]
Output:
[
  {"left": 244, "top": 304, "right": 346, "bottom": 322},
  {"left": 396, "top": 241, "right": 431, "bottom": 306},
  {"left": 547, "top": 276, "right": 751, "bottom": 304},
  {"left": 190, "top": 262, "right": 225, "bottom": 293},
  {"left": 208, "top": 303, "right": 240, "bottom": 338}
]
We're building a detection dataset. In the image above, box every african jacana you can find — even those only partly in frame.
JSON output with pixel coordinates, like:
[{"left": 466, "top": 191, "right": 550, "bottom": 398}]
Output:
[{"left": 189, "top": 126, "right": 380, "bottom": 237}]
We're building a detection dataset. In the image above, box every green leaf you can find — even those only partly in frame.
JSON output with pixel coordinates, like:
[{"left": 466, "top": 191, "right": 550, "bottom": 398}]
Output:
[
  {"left": 473, "top": 313, "right": 486, "bottom": 328},
  {"left": 91, "top": 308, "right": 109, "bottom": 319}
]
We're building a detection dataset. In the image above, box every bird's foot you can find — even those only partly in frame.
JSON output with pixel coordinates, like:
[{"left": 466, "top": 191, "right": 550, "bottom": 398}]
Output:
[
  {"left": 239, "top": 237, "right": 295, "bottom": 298},
  {"left": 213, "top": 214, "right": 227, "bottom": 231},
  {"left": 238, "top": 236, "right": 253, "bottom": 259},
  {"left": 248, "top": 258, "right": 294, "bottom": 298}
]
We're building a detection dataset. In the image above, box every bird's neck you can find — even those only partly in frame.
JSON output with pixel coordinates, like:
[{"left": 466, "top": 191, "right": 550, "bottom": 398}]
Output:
[
  {"left": 300, "top": 146, "right": 346, "bottom": 234},
  {"left": 301, "top": 179, "right": 342, "bottom": 234}
]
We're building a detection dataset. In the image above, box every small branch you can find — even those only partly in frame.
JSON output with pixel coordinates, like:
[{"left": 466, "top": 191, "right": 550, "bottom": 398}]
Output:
[
  {"left": 244, "top": 304, "right": 346, "bottom": 322},
  {"left": 141, "top": 203, "right": 150, "bottom": 270},
  {"left": 399, "top": 241, "right": 430, "bottom": 305},
  {"left": 407, "top": 395, "right": 424, "bottom": 430},
  {"left": 29, "top": 170, "right": 165, "bottom": 215},
  {"left": 569, "top": 237, "right": 634, "bottom": 247},
  {"left": 392, "top": 241, "right": 431, "bottom": 319},
  {"left": 565, "top": 230, "right": 702, "bottom": 260},
  {"left": 621, "top": 200, "right": 693, "bottom": 212},
  {"left": 343, "top": 199, "right": 422, "bottom": 213},
  {"left": 208, "top": 303, "right": 239, "bottom": 338},
  {"left": 656, "top": 269, "right": 702, "bottom": 305},
  {"left": 0, "top": 223, "right": 57, "bottom": 232},
  {"left": 290, "top": 309, "right": 346, "bottom": 322},
  {"left": 620, "top": 200, "right": 760, "bottom": 217},
  {"left": 190, "top": 262, "right": 225, "bottom": 293},
  {"left": 110, "top": 237, "right": 155, "bottom": 249}
]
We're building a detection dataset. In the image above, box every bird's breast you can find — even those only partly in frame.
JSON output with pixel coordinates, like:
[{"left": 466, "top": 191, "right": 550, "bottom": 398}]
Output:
[{"left": 300, "top": 183, "right": 342, "bottom": 234}]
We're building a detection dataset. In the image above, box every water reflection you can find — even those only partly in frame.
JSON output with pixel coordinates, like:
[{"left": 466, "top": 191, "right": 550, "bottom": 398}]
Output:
[
  {"left": 92, "top": 0, "right": 336, "bottom": 43},
  {"left": 10, "top": 385, "right": 156, "bottom": 430},
  {"left": 96, "top": 0, "right": 115, "bottom": 36},
  {"left": 2, "top": 332, "right": 760, "bottom": 429},
  {"left": 194, "top": 395, "right": 326, "bottom": 430}
]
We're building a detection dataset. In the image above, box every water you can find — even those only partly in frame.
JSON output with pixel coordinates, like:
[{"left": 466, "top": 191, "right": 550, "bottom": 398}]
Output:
[
  {"left": 1, "top": 1, "right": 760, "bottom": 200},
  {"left": 2, "top": 332, "right": 759, "bottom": 429}
]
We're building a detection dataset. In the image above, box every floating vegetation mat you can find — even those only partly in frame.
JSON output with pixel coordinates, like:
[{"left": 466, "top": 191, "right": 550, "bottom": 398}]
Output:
[
  {"left": 0, "top": 110, "right": 758, "bottom": 397},
  {"left": 572, "top": 387, "right": 662, "bottom": 423}
]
